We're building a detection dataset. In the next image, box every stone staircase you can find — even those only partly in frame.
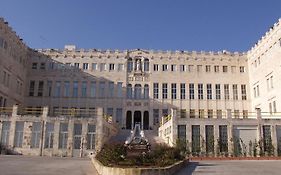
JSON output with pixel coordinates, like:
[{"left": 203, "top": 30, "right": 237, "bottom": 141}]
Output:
[{"left": 108, "top": 128, "right": 165, "bottom": 148}]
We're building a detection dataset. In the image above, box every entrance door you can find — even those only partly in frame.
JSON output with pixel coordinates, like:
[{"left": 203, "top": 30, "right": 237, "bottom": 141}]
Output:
[
  {"left": 126, "top": 111, "right": 132, "bottom": 129},
  {"left": 134, "top": 111, "right": 141, "bottom": 128},
  {"left": 73, "top": 123, "right": 82, "bottom": 157},
  {"left": 143, "top": 111, "right": 149, "bottom": 130}
]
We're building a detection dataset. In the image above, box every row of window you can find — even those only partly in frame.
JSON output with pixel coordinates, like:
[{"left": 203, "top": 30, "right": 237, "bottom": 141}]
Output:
[
  {"left": 253, "top": 75, "right": 274, "bottom": 98},
  {"left": 1, "top": 70, "right": 23, "bottom": 95},
  {"left": 31, "top": 61, "right": 246, "bottom": 74},
  {"left": 1, "top": 121, "right": 96, "bottom": 150},
  {"left": 153, "top": 64, "right": 246, "bottom": 73},
  {"left": 152, "top": 83, "right": 247, "bottom": 100},
  {"left": 177, "top": 109, "right": 248, "bottom": 119},
  {"left": 29, "top": 80, "right": 124, "bottom": 98}
]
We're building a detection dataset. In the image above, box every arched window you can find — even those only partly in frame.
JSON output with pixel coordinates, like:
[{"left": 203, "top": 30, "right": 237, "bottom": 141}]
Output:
[
  {"left": 127, "top": 84, "right": 132, "bottom": 99},
  {"left": 127, "top": 58, "right": 133, "bottom": 72},
  {"left": 144, "top": 58, "right": 149, "bottom": 72},
  {"left": 144, "top": 84, "right": 149, "bottom": 99},
  {"left": 134, "top": 84, "right": 142, "bottom": 99}
]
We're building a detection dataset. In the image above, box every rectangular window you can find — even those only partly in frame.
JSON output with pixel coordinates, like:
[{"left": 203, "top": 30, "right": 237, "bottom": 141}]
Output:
[
  {"left": 205, "top": 125, "right": 214, "bottom": 153},
  {"left": 208, "top": 109, "right": 213, "bottom": 118},
  {"left": 171, "top": 64, "right": 176, "bottom": 72},
  {"left": 233, "top": 84, "right": 238, "bottom": 100},
  {"left": 180, "top": 109, "right": 186, "bottom": 118},
  {"left": 153, "top": 109, "right": 159, "bottom": 125},
  {"left": 37, "top": 81, "right": 44, "bottom": 97},
  {"left": 189, "top": 83, "right": 194, "bottom": 99},
  {"left": 205, "top": 65, "right": 211, "bottom": 72},
  {"left": 240, "top": 66, "right": 245, "bottom": 73},
  {"left": 180, "top": 65, "right": 185, "bottom": 72},
  {"left": 192, "top": 125, "right": 200, "bottom": 153},
  {"left": 199, "top": 109, "right": 204, "bottom": 118},
  {"left": 1, "top": 121, "right": 10, "bottom": 146},
  {"left": 44, "top": 122, "right": 54, "bottom": 148},
  {"left": 74, "top": 63, "right": 80, "bottom": 68},
  {"left": 242, "top": 110, "right": 248, "bottom": 119},
  {"left": 153, "top": 64, "right": 159, "bottom": 71},
  {"left": 92, "top": 63, "right": 97, "bottom": 70},
  {"left": 217, "top": 110, "right": 222, "bottom": 119},
  {"left": 40, "top": 63, "right": 46, "bottom": 70},
  {"left": 180, "top": 83, "right": 186, "bottom": 99},
  {"left": 153, "top": 83, "right": 159, "bottom": 99},
  {"left": 171, "top": 83, "right": 177, "bottom": 99},
  {"left": 117, "top": 82, "right": 122, "bottom": 98},
  {"left": 241, "top": 84, "right": 247, "bottom": 100},
  {"left": 198, "top": 84, "right": 203, "bottom": 99},
  {"left": 55, "top": 81, "right": 61, "bottom": 97},
  {"left": 99, "top": 82, "right": 105, "bottom": 98},
  {"left": 222, "top": 66, "right": 228, "bottom": 73},
  {"left": 87, "top": 124, "right": 96, "bottom": 149},
  {"left": 64, "top": 81, "right": 70, "bottom": 97},
  {"left": 270, "top": 76, "right": 274, "bottom": 89},
  {"left": 234, "top": 110, "right": 239, "bottom": 118},
  {"left": 207, "top": 84, "right": 212, "bottom": 99},
  {"left": 73, "top": 123, "right": 82, "bottom": 149},
  {"left": 219, "top": 125, "right": 228, "bottom": 152},
  {"left": 162, "top": 83, "right": 168, "bottom": 99},
  {"left": 109, "top": 63, "right": 115, "bottom": 71},
  {"left": 116, "top": 108, "right": 122, "bottom": 123},
  {"left": 32, "top": 62, "right": 38, "bottom": 69},
  {"left": 59, "top": 123, "right": 68, "bottom": 149},
  {"left": 215, "top": 84, "right": 221, "bottom": 100},
  {"left": 117, "top": 64, "right": 124, "bottom": 71},
  {"left": 263, "top": 125, "right": 272, "bottom": 153},
  {"left": 190, "top": 109, "right": 195, "bottom": 118},
  {"left": 31, "top": 122, "right": 41, "bottom": 148},
  {"left": 14, "top": 121, "right": 24, "bottom": 148},
  {"left": 273, "top": 101, "right": 277, "bottom": 113},
  {"left": 178, "top": 125, "right": 186, "bottom": 141},
  {"left": 162, "top": 64, "right": 168, "bottom": 71},
  {"left": 90, "top": 81, "right": 96, "bottom": 97},
  {"left": 188, "top": 65, "right": 194, "bottom": 72},
  {"left": 29, "top": 81, "right": 35, "bottom": 96},
  {"left": 162, "top": 109, "right": 168, "bottom": 117},
  {"left": 47, "top": 81, "right": 52, "bottom": 97},
  {"left": 224, "top": 84, "right": 229, "bottom": 100},
  {"left": 81, "top": 81, "right": 87, "bottom": 97},
  {"left": 83, "top": 63, "right": 89, "bottom": 70},
  {"left": 108, "top": 82, "right": 114, "bottom": 97},
  {"left": 214, "top": 65, "right": 219, "bottom": 73},
  {"left": 73, "top": 81, "right": 78, "bottom": 97}
]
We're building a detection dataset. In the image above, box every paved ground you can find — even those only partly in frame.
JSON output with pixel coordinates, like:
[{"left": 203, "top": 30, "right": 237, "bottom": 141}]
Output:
[
  {"left": 0, "top": 155, "right": 97, "bottom": 175},
  {"left": 1, "top": 155, "right": 281, "bottom": 175},
  {"left": 176, "top": 160, "right": 281, "bottom": 175}
]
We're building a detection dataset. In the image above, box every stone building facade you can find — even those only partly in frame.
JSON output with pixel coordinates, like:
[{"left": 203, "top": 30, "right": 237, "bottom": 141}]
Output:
[{"left": 1, "top": 17, "right": 281, "bottom": 156}]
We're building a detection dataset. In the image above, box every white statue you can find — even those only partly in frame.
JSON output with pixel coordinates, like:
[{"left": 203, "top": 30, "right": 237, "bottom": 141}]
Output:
[{"left": 136, "top": 59, "right": 141, "bottom": 71}]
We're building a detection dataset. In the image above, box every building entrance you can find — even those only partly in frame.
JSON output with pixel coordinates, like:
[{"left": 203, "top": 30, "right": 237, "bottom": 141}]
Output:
[{"left": 134, "top": 111, "right": 141, "bottom": 127}]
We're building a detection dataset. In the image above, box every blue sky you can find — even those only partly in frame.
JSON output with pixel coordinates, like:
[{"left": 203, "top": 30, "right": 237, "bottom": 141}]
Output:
[{"left": 0, "top": 0, "right": 280, "bottom": 51}]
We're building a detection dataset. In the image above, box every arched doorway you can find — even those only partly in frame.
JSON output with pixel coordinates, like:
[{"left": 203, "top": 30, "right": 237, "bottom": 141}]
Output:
[
  {"left": 126, "top": 111, "right": 132, "bottom": 129},
  {"left": 134, "top": 111, "right": 141, "bottom": 128},
  {"left": 143, "top": 111, "right": 149, "bottom": 130}
]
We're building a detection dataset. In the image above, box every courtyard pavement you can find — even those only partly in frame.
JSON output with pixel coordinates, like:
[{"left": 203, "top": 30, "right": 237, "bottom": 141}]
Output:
[
  {"left": 1, "top": 155, "right": 281, "bottom": 175},
  {"left": 176, "top": 160, "right": 281, "bottom": 175},
  {"left": 0, "top": 155, "right": 97, "bottom": 175}
]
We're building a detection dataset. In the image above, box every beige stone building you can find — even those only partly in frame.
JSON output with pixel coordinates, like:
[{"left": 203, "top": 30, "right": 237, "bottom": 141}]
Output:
[{"left": 0, "top": 17, "right": 281, "bottom": 157}]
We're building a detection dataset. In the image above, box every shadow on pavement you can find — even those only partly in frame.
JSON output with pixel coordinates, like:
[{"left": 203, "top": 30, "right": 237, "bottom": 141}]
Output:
[{"left": 176, "top": 161, "right": 218, "bottom": 175}]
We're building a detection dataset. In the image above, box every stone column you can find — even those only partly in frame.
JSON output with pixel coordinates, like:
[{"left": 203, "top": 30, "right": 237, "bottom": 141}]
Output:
[
  {"left": 256, "top": 108, "right": 263, "bottom": 155},
  {"left": 227, "top": 109, "right": 232, "bottom": 119},
  {"left": 8, "top": 105, "right": 18, "bottom": 148},
  {"left": 40, "top": 106, "right": 48, "bottom": 156},
  {"left": 214, "top": 124, "right": 219, "bottom": 157},
  {"left": 186, "top": 123, "right": 192, "bottom": 154},
  {"left": 95, "top": 107, "right": 104, "bottom": 152},
  {"left": 200, "top": 125, "right": 206, "bottom": 155},
  {"left": 52, "top": 120, "right": 60, "bottom": 155},
  {"left": 81, "top": 120, "right": 88, "bottom": 157},
  {"left": 67, "top": 117, "right": 74, "bottom": 157},
  {"left": 227, "top": 124, "right": 233, "bottom": 157},
  {"left": 22, "top": 121, "right": 32, "bottom": 149}
]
